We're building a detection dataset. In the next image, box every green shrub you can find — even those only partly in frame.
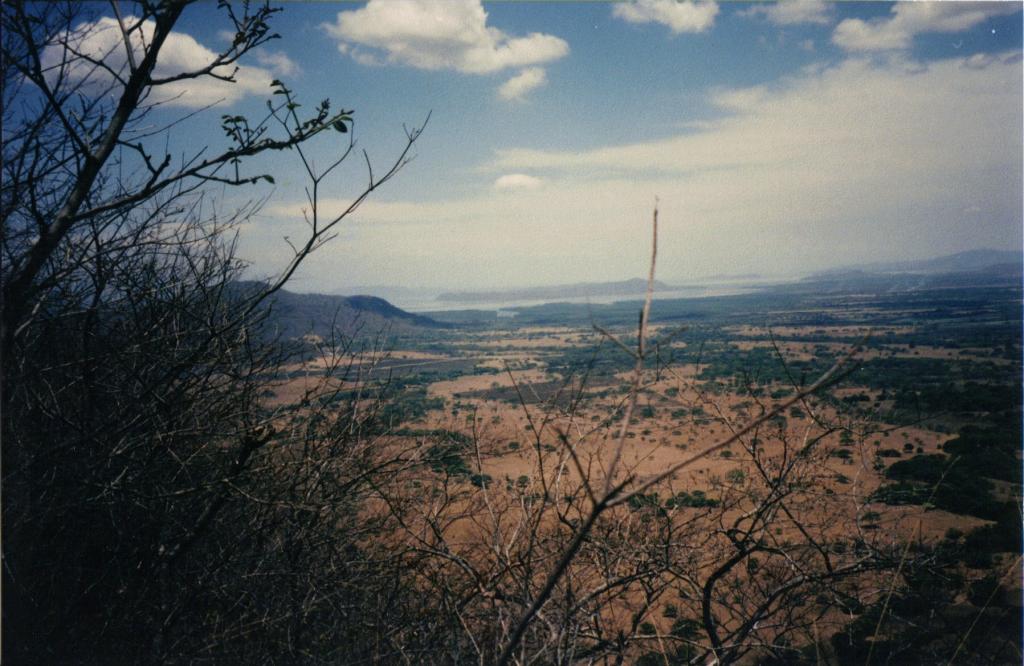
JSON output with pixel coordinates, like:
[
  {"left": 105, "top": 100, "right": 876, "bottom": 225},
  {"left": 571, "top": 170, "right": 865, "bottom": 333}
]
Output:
[
  {"left": 726, "top": 469, "right": 745, "bottom": 484},
  {"left": 671, "top": 618, "right": 702, "bottom": 639},
  {"left": 628, "top": 493, "right": 661, "bottom": 511},
  {"left": 469, "top": 473, "right": 492, "bottom": 489},
  {"left": 666, "top": 490, "right": 719, "bottom": 509}
]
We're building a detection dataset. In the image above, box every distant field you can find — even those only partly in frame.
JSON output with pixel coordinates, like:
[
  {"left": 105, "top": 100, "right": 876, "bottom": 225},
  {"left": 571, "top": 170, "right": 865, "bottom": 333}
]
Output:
[{"left": 266, "top": 278, "right": 1023, "bottom": 660}]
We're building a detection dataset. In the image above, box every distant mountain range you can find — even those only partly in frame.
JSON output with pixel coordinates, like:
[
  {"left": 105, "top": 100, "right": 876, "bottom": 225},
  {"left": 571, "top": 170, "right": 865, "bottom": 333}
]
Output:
[
  {"left": 436, "top": 278, "right": 676, "bottom": 303},
  {"left": 234, "top": 282, "right": 446, "bottom": 339},
  {"left": 782, "top": 249, "right": 1022, "bottom": 295},
  {"left": 815, "top": 249, "right": 1022, "bottom": 277},
  {"left": 235, "top": 249, "right": 1021, "bottom": 337}
]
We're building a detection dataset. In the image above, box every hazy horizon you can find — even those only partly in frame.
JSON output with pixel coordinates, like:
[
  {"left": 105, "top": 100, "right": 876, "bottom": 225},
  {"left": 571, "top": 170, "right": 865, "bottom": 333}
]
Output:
[
  {"left": 272, "top": 245, "right": 1020, "bottom": 300},
  {"left": 137, "top": 1, "right": 1022, "bottom": 292}
]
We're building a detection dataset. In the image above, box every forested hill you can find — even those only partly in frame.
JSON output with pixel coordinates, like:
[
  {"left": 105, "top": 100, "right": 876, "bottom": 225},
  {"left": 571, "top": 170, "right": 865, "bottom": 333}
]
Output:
[{"left": 233, "top": 282, "right": 448, "bottom": 338}]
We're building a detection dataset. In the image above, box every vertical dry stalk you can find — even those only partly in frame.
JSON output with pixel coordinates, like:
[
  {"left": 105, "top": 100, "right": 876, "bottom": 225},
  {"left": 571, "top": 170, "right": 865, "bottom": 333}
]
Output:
[
  {"left": 496, "top": 205, "right": 660, "bottom": 665},
  {"left": 605, "top": 205, "right": 659, "bottom": 494},
  {"left": 494, "top": 204, "right": 869, "bottom": 665}
]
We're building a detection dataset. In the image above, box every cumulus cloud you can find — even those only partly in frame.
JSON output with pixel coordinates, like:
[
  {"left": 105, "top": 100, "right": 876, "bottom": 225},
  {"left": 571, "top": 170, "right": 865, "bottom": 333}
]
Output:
[
  {"left": 833, "top": 2, "right": 1021, "bottom": 52},
  {"left": 498, "top": 67, "right": 547, "bottom": 100},
  {"left": 488, "top": 53, "right": 1020, "bottom": 179},
  {"left": 493, "top": 173, "right": 543, "bottom": 191},
  {"left": 255, "top": 50, "right": 300, "bottom": 77},
  {"left": 323, "top": 0, "right": 569, "bottom": 74},
  {"left": 256, "top": 53, "right": 1021, "bottom": 289},
  {"left": 41, "top": 16, "right": 275, "bottom": 109},
  {"left": 612, "top": 0, "right": 719, "bottom": 34},
  {"left": 741, "top": 0, "right": 830, "bottom": 26}
]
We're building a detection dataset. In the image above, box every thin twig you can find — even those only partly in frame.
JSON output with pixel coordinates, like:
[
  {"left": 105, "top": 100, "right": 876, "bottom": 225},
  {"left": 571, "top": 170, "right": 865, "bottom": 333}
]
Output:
[
  {"left": 865, "top": 520, "right": 921, "bottom": 666},
  {"left": 947, "top": 553, "right": 1024, "bottom": 665},
  {"left": 610, "top": 338, "right": 865, "bottom": 508}
]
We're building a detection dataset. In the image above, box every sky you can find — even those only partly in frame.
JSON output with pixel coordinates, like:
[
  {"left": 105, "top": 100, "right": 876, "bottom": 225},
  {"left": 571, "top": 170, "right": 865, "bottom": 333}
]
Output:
[{"left": 62, "top": 1, "right": 1024, "bottom": 292}]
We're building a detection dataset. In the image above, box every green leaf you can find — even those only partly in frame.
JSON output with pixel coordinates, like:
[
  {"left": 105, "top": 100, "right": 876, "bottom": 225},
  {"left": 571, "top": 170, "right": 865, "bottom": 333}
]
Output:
[
  {"left": 264, "top": 175, "right": 275, "bottom": 184},
  {"left": 333, "top": 120, "right": 348, "bottom": 133}
]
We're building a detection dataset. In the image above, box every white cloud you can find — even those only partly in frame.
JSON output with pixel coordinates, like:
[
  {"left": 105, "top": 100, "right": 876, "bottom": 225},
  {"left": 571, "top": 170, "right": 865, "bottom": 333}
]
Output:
[
  {"left": 498, "top": 67, "right": 547, "bottom": 100},
  {"left": 710, "top": 85, "right": 769, "bottom": 112},
  {"left": 488, "top": 53, "right": 1021, "bottom": 180},
  {"left": 323, "top": 0, "right": 569, "bottom": 74},
  {"left": 742, "top": 0, "right": 830, "bottom": 26},
  {"left": 255, "top": 50, "right": 300, "bottom": 77},
  {"left": 612, "top": 0, "right": 719, "bottom": 34},
  {"left": 493, "top": 173, "right": 544, "bottom": 191},
  {"left": 834, "top": 2, "right": 1021, "bottom": 52},
  {"left": 255, "top": 53, "right": 1021, "bottom": 289},
  {"left": 41, "top": 16, "right": 274, "bottom": 109}
]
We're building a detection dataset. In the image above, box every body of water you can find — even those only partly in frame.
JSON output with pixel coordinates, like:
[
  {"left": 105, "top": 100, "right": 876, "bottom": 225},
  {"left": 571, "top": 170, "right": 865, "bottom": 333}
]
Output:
[{"left": 395, "top": 278, "right": 797, "bottom": 314}]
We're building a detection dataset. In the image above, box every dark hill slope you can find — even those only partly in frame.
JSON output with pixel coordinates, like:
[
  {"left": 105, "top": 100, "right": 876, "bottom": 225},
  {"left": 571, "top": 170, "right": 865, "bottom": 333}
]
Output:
[{"left": 233, "top": 282, "right": 447, "bottom": 339}]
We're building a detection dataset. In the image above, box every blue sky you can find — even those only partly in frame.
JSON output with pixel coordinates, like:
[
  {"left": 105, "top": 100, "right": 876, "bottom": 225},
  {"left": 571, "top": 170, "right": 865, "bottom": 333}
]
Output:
[{"left": 70, "top": 2, "right": 1024, "bottom": 292}]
